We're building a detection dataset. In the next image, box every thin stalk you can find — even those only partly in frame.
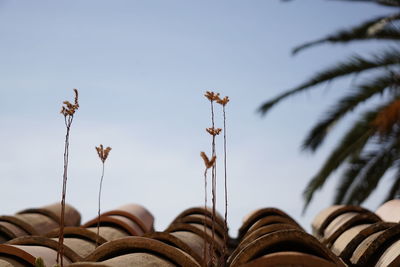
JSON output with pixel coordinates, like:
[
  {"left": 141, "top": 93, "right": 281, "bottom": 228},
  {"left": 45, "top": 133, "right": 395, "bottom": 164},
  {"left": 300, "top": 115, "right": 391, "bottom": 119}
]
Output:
[
  {"left": 57, "top": 115, "right": 73, "bottom": 267},
  {"left": 204, "top": 91, "right": 221, "bottom": 266},
  {"left": 203, "top": 168, "right": 208, "bottom": 267},
  {"left": 210, "top": 100, "right": 217, "bottom": 266},
  {"left": 96, "top": 162, "right": 105, "bottom": 247},
  {"left": 57, "top": 89, "right": 79, "bottom": 267},
  {"left": 222, "top": 105, "right": 228, "bottom": 265},
  {"left": 200, "top": 151, "right": 215, "bottom": 267},
  {"left": 94, "top": 144, "right": 111, "bottom": 247}
]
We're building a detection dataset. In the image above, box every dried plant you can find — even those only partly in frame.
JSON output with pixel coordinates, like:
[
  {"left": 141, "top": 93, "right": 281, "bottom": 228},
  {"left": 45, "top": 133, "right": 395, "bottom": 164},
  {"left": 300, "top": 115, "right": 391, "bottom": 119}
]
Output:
[
  {"left": 201, "top": 152, "right": 216, "bottom": 169},
  {"left": 95, "top": 144, "right": 112, "bottom": 246},
  {"left": 206, "top": 127, "right": 222, "bottom": 136},
  {"left": 203, "top": 90, "right": 222, "bottom": 266},
  {"left": 217, "top": 95, "right": 229, "bottom": 264},
  {"left": 205, "top": 91, "right": 220, "bottom": 102},
  {"left": 96, "top": 144, "right": 112, "bottom": 163},
  {"left": 217, "top": 96, "right": 229, "bottom": 107},
  {"left": 200, "top": 151, "right": 216, "bottom": 266},
  {"left": 57, "top": 89, "right": 79, "bottom": 267}
]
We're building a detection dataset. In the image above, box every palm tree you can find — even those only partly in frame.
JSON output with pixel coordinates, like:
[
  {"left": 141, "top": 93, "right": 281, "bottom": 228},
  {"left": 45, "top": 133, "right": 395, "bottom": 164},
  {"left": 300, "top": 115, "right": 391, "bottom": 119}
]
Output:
[{"left": 259, "top": 0, "right": 400, "bottom": 212}]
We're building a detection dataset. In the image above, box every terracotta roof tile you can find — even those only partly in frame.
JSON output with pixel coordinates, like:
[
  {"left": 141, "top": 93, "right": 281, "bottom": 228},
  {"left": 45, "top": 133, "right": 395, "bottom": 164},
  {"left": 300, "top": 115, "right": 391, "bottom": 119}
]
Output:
[
  {"left": 0, "top": 203, "right": 80, "bottom": 243},
  {"left": 376, "top": 238, "right": 400, "bottom": 266},
  {"left": 79, "top": 236, "right": 200, "bottom": 266},
  {"left": 376, "top": 199, "right": 400, "bottom": 223},
  {"left": 350, "top": 224, "right": 400, "bottom": 266},
  {"left": 0, "top": 200, "right": 400, "bottom": 266},
  {"left": 241, "top": 251, "right": 340, "bottom": 267},
  {"left": 229, "top": 229, "right": 345, "bottom": 267},
  {"left": 323, "top": 211, "right": 382, "bottom": 247},
  {"left": 331, "top": 221, "right": 396, "bottom": 264},
  {"left": 311, "top": 205, "right": 374, "bottom": 239}
]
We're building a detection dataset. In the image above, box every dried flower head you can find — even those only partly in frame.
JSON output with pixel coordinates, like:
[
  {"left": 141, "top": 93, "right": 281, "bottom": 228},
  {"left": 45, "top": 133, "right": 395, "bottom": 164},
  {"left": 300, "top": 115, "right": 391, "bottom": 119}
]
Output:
[
  {"left": 60, "top": 89, "right": 79, "bottom": 117},
  {"left": 206, "top": 127, "right": 222, "bottom": 136},
  {"left": 217, "top": 96, "right": 229, "bottom": 106},
  {"left": 73, "top": 88, "right": 78, "bottom": 105},
  {"left": 205, "top": 91, "right": 220, "bottom": 102},
  {"left": 200, "top": 152, "right": 216, "bottom": 169},
  {"left": 96, "top": 144, "right": 112, "bottom": 163}
]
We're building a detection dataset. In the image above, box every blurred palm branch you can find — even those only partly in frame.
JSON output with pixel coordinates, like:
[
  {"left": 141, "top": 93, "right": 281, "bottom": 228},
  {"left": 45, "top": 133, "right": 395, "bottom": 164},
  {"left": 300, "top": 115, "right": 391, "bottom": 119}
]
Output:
[{"left": 260, "top": 0, "right": 400, "bottom": 212}]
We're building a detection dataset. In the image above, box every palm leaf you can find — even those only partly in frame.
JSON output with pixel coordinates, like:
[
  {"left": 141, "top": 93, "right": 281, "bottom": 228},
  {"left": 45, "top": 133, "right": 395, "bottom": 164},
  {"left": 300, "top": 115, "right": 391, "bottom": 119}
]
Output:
[
  {"left": 373, "top": 98, "right": 400, "bottom": 135},
  {"left": 259, "top": 48, "right": 400, "bottom": 115},
  {"left": 344, "top": 137, "right": 400, "bottom": 204},
  {"left": 293, "top": 14, "right": 400, "bottom": 54},
  {"left": 334, "top": 156, "right": 368, "bottom": 204},
  {"left": 384, "top": 167, "right": 400, "bottom": 202},
  {"left": 302, "top": 110, "right": 377, "bottom": 212},
  {"left": 335, "top": 0, "right": 400, "bottom": 7},
  {"left": 302, "top": 72, "right": 395, "bottom": 151},
  {"left": 284, "top": 0, "right": 400, "bottom": 7}
]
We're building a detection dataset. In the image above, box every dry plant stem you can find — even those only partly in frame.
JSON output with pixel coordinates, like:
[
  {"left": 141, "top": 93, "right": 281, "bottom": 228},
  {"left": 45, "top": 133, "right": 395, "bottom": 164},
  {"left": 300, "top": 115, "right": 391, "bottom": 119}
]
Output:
[
  {"left": 204, "top": 91, "right": 220, "bottom": 266},
  {"left": 222, "top": 105, "right": 228, "bottom": 266},
  {"left": 94, "top": 144, "right": 111, "bottom": 247},
  {"left": 57, "top": 115, "right": 73, "bottom": 266},
  {"left": 96, "top": 162, "right": 105, "bottom": 247},
  {"left": 215, "top": 95, "right": 229, "bottom": 266},
  {"left": 200, "top": 152, "right": 215, "bottom": 267},
  {"left": 203, "top": 168, "right": 208, "bottom": 267},
  {"left": 57, "top": 89, "right": 78, "bottom": 267},
  {"left": 210, "top": 100, "right": 217, "bottom": 266}
]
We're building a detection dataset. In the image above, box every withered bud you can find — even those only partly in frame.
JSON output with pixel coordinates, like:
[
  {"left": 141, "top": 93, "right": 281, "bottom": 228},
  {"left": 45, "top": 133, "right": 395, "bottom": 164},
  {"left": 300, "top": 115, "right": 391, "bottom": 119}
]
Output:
[
  {"left": 205, "top": 91, "right": 220, "bottom": 102},
  {"left": 200, "top": 152, "right": 216, "bottom": 169},
  {"left": 96, "top": 144, "right": 112, "bottom": 163},
  {"left": 206, "top": 127, "right": 222, "bottom": 136},
  {"left": 217, "top": 96, "right": 229, "bottom": 106},
  {"left": 73, "top": 88, "right": 79, "bottom": 107},
  {"left": 61, "top": 89, "right": 79, "bottom": 117}
]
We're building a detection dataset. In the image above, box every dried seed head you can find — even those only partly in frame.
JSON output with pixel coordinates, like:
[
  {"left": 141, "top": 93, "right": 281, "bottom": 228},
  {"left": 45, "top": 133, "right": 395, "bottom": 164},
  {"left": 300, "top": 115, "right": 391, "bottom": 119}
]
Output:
[
  {"left": 217, "top": 96, "right": 229, "bottom": 106},
  {"left": 206, "top": 127, "right": 222, "bottom": 136},
  {"left": 96, "top": 144, "right": 112, "bottom": 163},
  {"left": 205, "top": 91, "right": 220, "bottom": 102},
  {"left": 73, "top": 88, "right": 79, "bottom": 107},
  {"left": 61, "top": 89, "right": 79, "bottom": 117},
  {"left": 200, "top": 151, "right": 216, "bottom": 169},
  {"left": 103, "top": 146, "right": 112, "bottom": 161},
  {"left": 96, "top": 144, "right": 103, "bottom": 159}
]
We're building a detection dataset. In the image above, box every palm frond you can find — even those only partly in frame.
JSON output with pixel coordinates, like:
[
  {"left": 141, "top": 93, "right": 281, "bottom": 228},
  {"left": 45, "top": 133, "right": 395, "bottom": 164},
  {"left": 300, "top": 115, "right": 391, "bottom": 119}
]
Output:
[
  {"left": 344, "top": 138, "right": 400, "bottom": 204},
  {"left": 302, "top": 73, "right": 395, "bottom": 151},
  {"left": 384, "top": 167, "right": 400, "bottom": 202},
  {"left": 334, "top": 0, "right": 400, "bottom": 7},
  {"left": 293, "top": 14, "right": 400, "bottom": 54},
  {"left": 302, "top": 110, "right": 377, "bottom": 212},
  {"left": 367, "top": 14, "right": 400, "bottom": 36},
  {"left": 271, "top": 0, "right": 400, "bottom": 210},
  {"left": 334, "top": 156, "right": 368, "bottom": 204},
  {"left": 373, "top": 98, "right": 400, "bottom": 135},
  {"left": 259, "top": 49, "right": 400, "bottom": 115}
]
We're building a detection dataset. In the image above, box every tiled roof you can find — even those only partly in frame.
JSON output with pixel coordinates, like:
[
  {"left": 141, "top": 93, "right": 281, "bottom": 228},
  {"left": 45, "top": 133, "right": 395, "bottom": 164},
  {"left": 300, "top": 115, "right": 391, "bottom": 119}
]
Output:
[
  {"left": 0, "top": 200, "right": 399, "bottom": 266},
  {"left": 311, "top": 200, "right": 400, "bottom": 266}
]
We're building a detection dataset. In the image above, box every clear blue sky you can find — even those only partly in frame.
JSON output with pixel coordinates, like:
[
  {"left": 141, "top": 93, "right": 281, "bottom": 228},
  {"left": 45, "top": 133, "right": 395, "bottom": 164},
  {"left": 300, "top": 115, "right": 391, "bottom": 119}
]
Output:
[{"left": 0, "top": 0, "right": 394, "bottom": 235}]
